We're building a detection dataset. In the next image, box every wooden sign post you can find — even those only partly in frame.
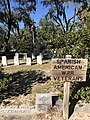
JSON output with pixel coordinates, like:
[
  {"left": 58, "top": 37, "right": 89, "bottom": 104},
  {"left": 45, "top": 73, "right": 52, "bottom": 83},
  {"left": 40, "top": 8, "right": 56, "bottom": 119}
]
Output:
[
  {"left": 52, "top": 55, "right": 88, "bottom": 120},
  {"left": 63, "top": 55, "right": 71, "bottom": 120},
  {"left": 63, "top": 81, "right": 70, "bottom": 120}
]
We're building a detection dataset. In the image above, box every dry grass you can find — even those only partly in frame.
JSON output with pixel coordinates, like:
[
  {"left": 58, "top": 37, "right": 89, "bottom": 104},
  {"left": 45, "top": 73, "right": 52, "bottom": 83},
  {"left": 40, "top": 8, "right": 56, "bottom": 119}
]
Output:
[
  {"left": 1, "top": 59, "right": 63, "bottom": 106},
  {"left": 2, "top": 59, "right": 51, "bottom": 76},
  {"left": 1, "top": 59, "right": 90, "bottom": 120}
]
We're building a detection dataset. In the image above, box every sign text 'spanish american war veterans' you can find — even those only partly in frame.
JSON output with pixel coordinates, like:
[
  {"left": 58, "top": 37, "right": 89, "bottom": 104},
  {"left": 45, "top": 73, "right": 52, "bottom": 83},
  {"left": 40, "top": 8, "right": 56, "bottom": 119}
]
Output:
[{"left": 52, "top": 59, "right": 87, "bottom": 82}]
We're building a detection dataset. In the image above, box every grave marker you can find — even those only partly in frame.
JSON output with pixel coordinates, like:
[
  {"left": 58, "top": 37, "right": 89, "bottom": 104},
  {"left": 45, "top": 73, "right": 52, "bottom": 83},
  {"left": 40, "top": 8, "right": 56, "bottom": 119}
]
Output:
[
  {"left": 36, "top": 93, "right": 52, "bottom": 112},
  {"left": 14, "top": 56, "right": 19, "bottom": 65},
  {"left": 37, "top": 54, "right": 42, "bottom": 65},
  {"left": 26, "top": 57, "right": 31, "bottom": 65},
  {"left": 2, "top": 56, "right": 7, "bottom": 66}
]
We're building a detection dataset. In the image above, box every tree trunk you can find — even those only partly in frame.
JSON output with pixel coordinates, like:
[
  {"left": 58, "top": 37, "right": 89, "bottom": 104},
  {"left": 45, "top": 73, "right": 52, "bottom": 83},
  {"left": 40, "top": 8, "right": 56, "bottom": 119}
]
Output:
[{"left": 5, "top": 0, "right": 12, "bottom": 52}]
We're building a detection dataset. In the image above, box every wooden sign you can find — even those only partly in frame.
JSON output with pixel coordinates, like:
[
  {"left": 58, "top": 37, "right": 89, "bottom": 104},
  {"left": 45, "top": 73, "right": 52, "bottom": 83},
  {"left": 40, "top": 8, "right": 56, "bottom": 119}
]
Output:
[
  {"left": 52, "top": 58, "right": 88, "bottom": 82},
  {"left": 51, "top": 57, "right": 88, "bottom": 120}
]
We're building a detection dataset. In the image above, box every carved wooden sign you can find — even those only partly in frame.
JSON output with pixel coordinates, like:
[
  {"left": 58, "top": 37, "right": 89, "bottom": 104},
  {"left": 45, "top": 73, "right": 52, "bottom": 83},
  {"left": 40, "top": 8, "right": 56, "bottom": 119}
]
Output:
[{"left": 52, "top": 58, "right": 88, "bottom": 82}]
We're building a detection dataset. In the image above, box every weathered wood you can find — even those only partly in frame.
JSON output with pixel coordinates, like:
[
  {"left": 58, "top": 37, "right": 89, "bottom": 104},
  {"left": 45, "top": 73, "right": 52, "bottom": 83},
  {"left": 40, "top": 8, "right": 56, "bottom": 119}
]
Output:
[
  {"left": 51, "top": 55, "right": 88, "bottom": 120},
  {"left": 52, "top": 58, "right": 87, "bottom": 82},
  {"left": 63, "top": 82, "right": 70, "bottom": 120},
  {"left": 63, "top": 55, "right": 71, "bottom": 120}
]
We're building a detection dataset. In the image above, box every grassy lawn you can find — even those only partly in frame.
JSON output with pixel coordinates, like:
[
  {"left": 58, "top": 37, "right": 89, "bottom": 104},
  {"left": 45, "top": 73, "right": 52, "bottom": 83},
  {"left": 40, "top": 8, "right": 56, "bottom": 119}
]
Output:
[
  {"left": 2, "top": 59, "right": 52, "bottom": 76},
  {"left": 0, "top": 59, "right": 63, "bottom": 106},
  {"left": 0, "top": 58, "right": 90, "bottom": 106}
]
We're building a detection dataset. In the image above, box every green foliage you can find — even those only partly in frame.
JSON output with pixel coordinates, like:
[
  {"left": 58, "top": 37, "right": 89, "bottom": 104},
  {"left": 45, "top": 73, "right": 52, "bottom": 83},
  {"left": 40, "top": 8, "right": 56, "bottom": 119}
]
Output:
[
  {"left": 9, "top": 27, "right": 33, "bottom": 53},
  {"left": 0, "top": 27, "right": 6, "bottom": 51},
  {"left": 0, "top": 0, "right": 36, "bottom": 51},
  {"left": 37, "top": 18, "right": 90, "bottom": 60},
  {"left": 37, "top": 11, "right": 89, "bottom": 58},
  {"left": 0, "top": 70, "right": 10, "bottom": 92},
  {"left": 72, "top": 86, "right": 90, "bottom": 103},
  {"left": 35, "top": 1, "right": 90, "bottom": 61},
  {"left": 71, "top": 28, "right": 90, "bottom": 58},
  {"left": 0, "top": 78, "right": 10, "bottom": 91},
  {"left": 70, "top": 64, "right": 90, "bottom": 103},
  {"left": 41, "top": 0, "right": 90, "bottom": 32},
  {"left": 77, "top": 87, "right": 90, "bottom": 103},
  {"left": 36, "top": 18, "right": 56, "bottom": 51},
  {"left": 52, "top": 28, "right": 90, "bottom": 59}
]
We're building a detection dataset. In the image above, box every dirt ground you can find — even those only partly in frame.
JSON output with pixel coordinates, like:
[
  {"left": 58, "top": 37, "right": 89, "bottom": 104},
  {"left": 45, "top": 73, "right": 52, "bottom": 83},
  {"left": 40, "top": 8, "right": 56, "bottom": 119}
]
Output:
[
  {"left": 0, "top": 59, "right": 90, "bottom": 120},
  {"left": 0, "top": 110, "right": 90, "bottom": 120},
  {"left": 0, "top": 102, "right": 90, "bottom": 120}
]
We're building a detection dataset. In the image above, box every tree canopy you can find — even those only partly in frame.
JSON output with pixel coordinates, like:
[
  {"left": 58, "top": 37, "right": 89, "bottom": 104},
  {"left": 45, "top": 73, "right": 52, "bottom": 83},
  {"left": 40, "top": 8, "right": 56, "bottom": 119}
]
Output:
[
  {"left": 0, "top": 0, "right": 36, "bottom": 51},
  {"left": 0, "top": 0, "right": 90, "bottom": 60},
  {"left": 41, "top": 0, "right": 90, "bottom": 32}
]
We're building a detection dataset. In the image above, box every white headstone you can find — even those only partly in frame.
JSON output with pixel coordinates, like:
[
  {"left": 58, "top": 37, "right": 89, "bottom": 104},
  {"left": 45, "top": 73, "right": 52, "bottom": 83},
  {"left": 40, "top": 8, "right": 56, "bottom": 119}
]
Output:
[
  {"left": 2, "top": 56, "right": 7, "bottom": 66},
  {"left": 36, "top": 93, "right": 52, "bottom": 112},
  {"left": 23, "top": 53, "right": 27, "bottom": 60},
  {"left": 15, "top": 53, "right": 19, "bottom": 57},
  {"left": 32, "top": 53, "right": 35, "bottom": 60},
  {"left": 37, "top": 54, "right": 42, "bottom": 65},
  {"left": 14, "top": 56, "right": 19, "bottom": 65},
  {"left": 26, "top": 57, "right": 31, "bottom": 65}
]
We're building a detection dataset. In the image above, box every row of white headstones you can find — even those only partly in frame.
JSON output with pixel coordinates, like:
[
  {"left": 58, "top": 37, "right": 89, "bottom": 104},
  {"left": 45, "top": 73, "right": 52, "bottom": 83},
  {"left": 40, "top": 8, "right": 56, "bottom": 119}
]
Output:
[{"left": 1, "top": 53, "right": 43, "bottom": 66}]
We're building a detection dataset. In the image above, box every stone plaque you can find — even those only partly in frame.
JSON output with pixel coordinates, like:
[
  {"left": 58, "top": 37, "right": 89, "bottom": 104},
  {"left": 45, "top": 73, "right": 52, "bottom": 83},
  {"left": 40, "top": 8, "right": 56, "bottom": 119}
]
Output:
[
  {"left": 0, "top": 106, "right": 35, "bottom": 115},
  {"left": 26, "top": 57, "right": 31, "bottom": 65},
  {"left": 2, "top": 56, "right": 7, "bottom": 66},
  {"left": 36, "top": 93, "right": 52, "bottom": 112}
]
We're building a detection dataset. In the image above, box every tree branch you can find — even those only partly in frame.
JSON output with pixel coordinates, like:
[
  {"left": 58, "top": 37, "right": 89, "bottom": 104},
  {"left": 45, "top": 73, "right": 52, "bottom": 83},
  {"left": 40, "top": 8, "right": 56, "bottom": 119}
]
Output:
[
  {"left": 69, "top": 0, "right": 77, "bottom": 31},
  {"left": 54, "top": 0, "right": 65, "bottom": 32},
  {"left": 62, "top": 6, "right": 68, "bottom": 31}
]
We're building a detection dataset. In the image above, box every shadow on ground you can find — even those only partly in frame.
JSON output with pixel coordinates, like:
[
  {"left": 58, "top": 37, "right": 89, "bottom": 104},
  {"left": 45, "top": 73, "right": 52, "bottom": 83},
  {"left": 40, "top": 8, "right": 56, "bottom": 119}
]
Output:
[
  {"left": 69, "top": 67, "right": 90, "bottom": 118},
  {"left": 0, "top": 69, "right": 50, "bottom": 103}
]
